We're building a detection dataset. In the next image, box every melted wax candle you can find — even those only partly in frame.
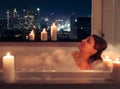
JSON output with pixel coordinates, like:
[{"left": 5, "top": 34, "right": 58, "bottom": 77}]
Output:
[{"left": 2, "top": 52, "right": 15, "bottom": 83}]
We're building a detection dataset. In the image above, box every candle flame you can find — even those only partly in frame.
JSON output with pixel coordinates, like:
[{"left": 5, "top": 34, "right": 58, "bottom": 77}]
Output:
[
  {"left": 114, "top": 58, "right": 120, "bottom": 64},
  {"left": 33, "top": 25, "right": 35, "bottom": 29},
  {"left": 52, "top": 23, "right": 55, "bottom": 26},
  {"left": 30, "top": 30, "right": 34, "bottom": 34},
  {"left": 115, "top": 58, "right": 119, "bottom": 61},
  {"left": 6, "top": 52, "right": 10, "bottom": 56},
  {"left": 104, "top": 55, "right": 109, "bottom": 61},
  {"left": 43, "top": 28, "right": 46, "bottom": 32},
  {"left": 115, "top": 58, "right": 119, "bottom": 62}
]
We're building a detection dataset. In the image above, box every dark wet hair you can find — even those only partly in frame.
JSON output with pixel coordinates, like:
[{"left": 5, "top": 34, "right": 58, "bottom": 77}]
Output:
[{"left": 88, "top": 34, "right": 107, "bottom": 64}]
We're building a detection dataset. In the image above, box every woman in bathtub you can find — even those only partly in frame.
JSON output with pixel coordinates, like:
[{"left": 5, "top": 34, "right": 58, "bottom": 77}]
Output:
[{"left": 72, "top": 34, "right": 107, "bottom": 70}]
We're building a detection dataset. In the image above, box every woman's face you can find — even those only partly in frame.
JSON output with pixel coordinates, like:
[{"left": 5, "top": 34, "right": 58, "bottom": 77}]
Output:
[{"left": 78, "top": 36, "right": 97, "bottom": 55}]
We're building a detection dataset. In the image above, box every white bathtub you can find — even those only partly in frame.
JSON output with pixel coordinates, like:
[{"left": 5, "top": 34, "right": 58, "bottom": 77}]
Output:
[{"left": 0, "top": 42, "right": 116, "bottom": 83}]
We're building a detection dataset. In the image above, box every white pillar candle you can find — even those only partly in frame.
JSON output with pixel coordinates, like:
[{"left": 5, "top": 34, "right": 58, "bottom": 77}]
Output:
[
  {"left": 111, "top": 58, "right": 120, "bottom": 81},
  {"left": 29, "top": 30, "right": 35, "bottom": 41},
  {"left": 51, "top": 23, "right": 57, "bottom": 41},
  {"left": 103, "top": 56, "right": 113, "bottom": 71},
  {"left": 2, "top": 52, "right": 15, "bottom": 83},
  {"left": 41, "top": 28, "right": 48, "bottom": 41}
]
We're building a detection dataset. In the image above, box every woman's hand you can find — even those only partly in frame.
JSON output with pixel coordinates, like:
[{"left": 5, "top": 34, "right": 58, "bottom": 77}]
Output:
[
  {"left": 71, "top": 51, "right": 80, "bottom": 60},
  {"left": 71, "top": 51, "right": 90, "bottom": 70}
]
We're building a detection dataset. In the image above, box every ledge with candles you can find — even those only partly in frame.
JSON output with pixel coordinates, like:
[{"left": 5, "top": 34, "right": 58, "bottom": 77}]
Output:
[{"left": 0, "top": 22, "right": 84, "bottom": 42}]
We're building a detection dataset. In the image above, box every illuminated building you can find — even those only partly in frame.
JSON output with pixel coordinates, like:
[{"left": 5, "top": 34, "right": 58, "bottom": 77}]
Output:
[
  {"left": 70, "top": 15, "right": 77, "bottom": 40},
  {"left": 6, "top": 10, "right": 10, "bottom": 29},
  {"left": 75, "top": 17, "right": 91, "bottom": 41},
  {"left": 13, "top": 8, "right": 17, "bottom": 18}
]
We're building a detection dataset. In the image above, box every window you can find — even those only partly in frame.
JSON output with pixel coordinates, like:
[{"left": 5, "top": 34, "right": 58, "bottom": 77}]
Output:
[
  {"left": 0, "top": 0, "right": 91, "bottom": 42},
  {"left": 0, "top": 0, "right": 113, "bottom": 82}
]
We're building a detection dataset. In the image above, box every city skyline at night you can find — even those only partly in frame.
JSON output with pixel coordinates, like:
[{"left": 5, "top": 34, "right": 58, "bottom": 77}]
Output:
[
  {"left": 0, "top": 0, "right": 91, "bottom": 17},
  {"left": 0, "top": 0, "right": 91, "bottom": 42}
]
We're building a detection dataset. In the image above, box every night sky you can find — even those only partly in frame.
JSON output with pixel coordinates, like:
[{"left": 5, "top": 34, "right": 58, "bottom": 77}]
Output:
[{"left": 0, "top": 0, "right": 91, "bottom": 17}]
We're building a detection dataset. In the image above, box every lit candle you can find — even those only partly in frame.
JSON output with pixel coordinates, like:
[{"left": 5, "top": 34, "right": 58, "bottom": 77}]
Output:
[
  {"left": 41, "top": 28, "right": 48, "bottom": 41},
  {"left": 51, "top": 23, "right": 57, "bottom": 41},
  {"left": 111, "top": 58, "right": 120, "bottom": 81},
  {"left": 33, "top": 25, "right": 35, "bottom": 29},
  {"left": 29, "top": 30, "right": 35, "bottom": 41},
  {"left": 2, "top": 52, "right": 15, "bottom": 83},
  {"left": 103, "top": 56, "right": 113, "bottom": 71}
]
